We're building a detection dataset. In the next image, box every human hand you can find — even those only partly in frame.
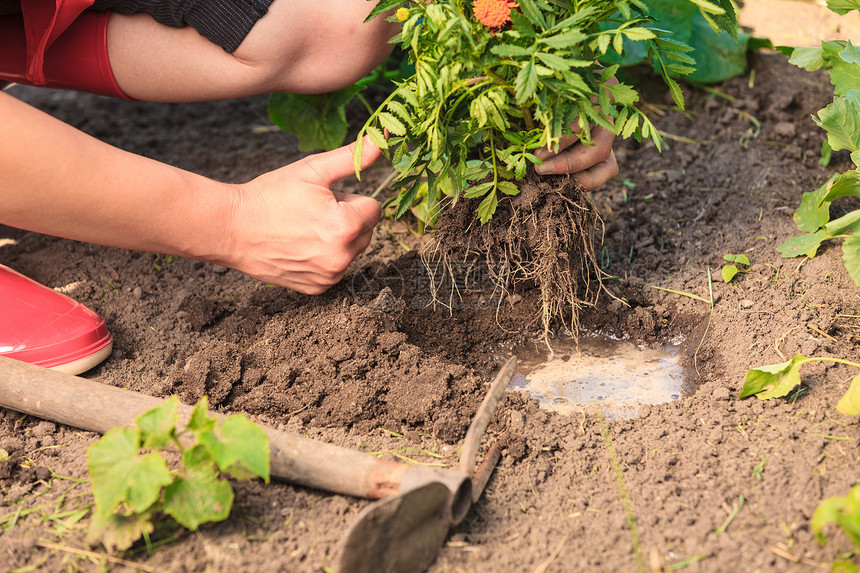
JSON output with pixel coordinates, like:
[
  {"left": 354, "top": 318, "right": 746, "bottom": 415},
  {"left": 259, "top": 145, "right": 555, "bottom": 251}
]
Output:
[
  {"left": 533, "top": 125, "right": 618, "bottom": 191},
  {"left": 223, "top": 136, "right": 383, "bottom": 294}
]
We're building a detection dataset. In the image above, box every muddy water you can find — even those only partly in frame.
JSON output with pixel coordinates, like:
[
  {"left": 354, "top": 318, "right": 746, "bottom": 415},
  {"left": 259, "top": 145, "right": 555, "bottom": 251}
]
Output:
[{"left": 509, "top": 336, "right": 689, "bottom": 419}]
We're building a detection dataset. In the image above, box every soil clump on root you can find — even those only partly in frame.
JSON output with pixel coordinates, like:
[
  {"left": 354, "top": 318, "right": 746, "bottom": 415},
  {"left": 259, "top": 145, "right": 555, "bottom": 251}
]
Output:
[{"left": 426, "top": 173, "right": 604, "bottom": 339}]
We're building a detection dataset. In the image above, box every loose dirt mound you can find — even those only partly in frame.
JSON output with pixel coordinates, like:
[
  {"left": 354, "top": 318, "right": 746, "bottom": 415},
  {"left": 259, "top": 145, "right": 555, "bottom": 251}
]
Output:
[{"left": 1, "top": 50, "right": 859, "bottom": 572}]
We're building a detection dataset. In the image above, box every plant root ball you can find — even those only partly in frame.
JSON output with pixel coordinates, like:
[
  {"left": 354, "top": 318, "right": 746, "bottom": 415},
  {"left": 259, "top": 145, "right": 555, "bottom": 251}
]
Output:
[{"left": 424, "top": 173, "right": 605, "bottom": 340}]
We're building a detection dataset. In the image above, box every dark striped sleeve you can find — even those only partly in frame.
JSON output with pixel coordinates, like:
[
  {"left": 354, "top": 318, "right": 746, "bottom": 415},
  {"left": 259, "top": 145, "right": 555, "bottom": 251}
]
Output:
[{"left": 90, "top": 0, "right": 276, "bottom": 52}]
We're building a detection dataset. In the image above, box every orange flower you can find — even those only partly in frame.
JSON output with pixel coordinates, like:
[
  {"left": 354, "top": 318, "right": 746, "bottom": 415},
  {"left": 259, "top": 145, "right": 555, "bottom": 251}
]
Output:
[{"left": 473, "top": 0, "right": 517, "bottom": 29}]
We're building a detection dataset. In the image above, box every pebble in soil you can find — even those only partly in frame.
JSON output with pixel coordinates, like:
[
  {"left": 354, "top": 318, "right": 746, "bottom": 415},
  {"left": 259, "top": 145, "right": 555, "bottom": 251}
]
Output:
[{"left": 508, "top": 335, "right": 691, "bottom": 419}]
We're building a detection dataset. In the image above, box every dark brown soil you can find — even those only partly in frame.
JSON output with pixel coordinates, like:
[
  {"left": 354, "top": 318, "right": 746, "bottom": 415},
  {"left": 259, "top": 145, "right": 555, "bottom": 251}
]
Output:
[{"left": 2, "top": 29, "right": 860, "bottom": 573}]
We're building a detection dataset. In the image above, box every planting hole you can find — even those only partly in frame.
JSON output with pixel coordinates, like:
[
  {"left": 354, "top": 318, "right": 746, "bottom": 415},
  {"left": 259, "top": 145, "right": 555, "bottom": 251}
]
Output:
[{"left": 509, "top": 336, "right": 689, "bottom": 419}]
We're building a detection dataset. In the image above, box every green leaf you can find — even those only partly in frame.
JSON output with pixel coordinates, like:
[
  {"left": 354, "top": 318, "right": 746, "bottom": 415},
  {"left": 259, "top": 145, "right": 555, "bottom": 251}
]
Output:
[
  {"left": 794, "top": 177, "right": 837, "bottom": 232},
  {"left": 816, "top": 92, "right": 860, "bottom": 152},
  {"left": 828, "top": 0, "right": 860, "bottom": 15},
  {"left": 843, "top": 234, "right": 860, "bottom": 288},
  {"left": 837, "top": 374, "right": 860, "bottom": 415},
  {"left": 622, "top": 27, "right": 656, "bottom": 41},
  {"left": 136, "top": 396, "right": 178, "bottom": 450},
  {"left": 721, "top": 264, "right": 738, "bottom": 283},
  {"left": 515, "top": 60, "right": 539, "bottom": 104},
  {"left": 365, "top": 125, "right": 388, "bottom": 150},
  {"left": 377, "top": 112, "right": 407, "bottom": 136},
  {"left": 687, "top": 18, "right": 749, "bottom": 84},
  {"left": 723, "top": 253, "right": 750, "bottom": 265},
  {"left": 540, "top": 29, "right": 588, "bottom": 49},
  {"left": 777, "top": 230, "right": 829, "bottom": 259},
  {"left": 477, "top": 190, "right": 499, "bottom": 224},
  {"left": 535, "top": 52, "right": 571, "bottom": 71},
  {"left": 518, "top": 0, "right": 547, "bottom": 29},
  {"left": 186, "top": 396, "right": 214, "bottom": 434},
  {"left": 605, "top": 82, "right": 639, "bottom": 106},
  {"left": 498, "top": 181, "right": 519, "bottom": 195},
  {"left": 463, "top": 181, "right": 493, "bottom": 199},
  {"left": 87, "top": 427, "right": 172, "bottom": 521},
  {"left": 790, "top": 46, "right": 828, "bottom": 71},
  {"left": 811, "top": 484, "right": 860, "bottom": 548},
  {"left": 88, "top": 510, "right": 156, "bottom": 552},
  {"left": 739, "top": 354, "right": 809, "bottom": 400},
  {"left": 267, "top": 86, "right": 362, "bottom": 152},
  {"left": 163, "top": 445, "right": 234, "bottom": 530},
  {"left": 823, "top": 170, "right": 860, "bottom": 202},
  {"left": 490, "top": 44, "right": 535, "bottom": 58},
  {"left": 823, "top": 209, "right": 860, "bottom": 235},
  {"left": 198, "top": 415, "right": 271, "bottom": 482}
]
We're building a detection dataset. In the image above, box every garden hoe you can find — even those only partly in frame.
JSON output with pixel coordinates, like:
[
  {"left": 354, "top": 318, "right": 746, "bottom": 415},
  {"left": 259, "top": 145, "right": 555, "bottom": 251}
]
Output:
[{"left": 0, "top": 354, "right": 516, "bottom": 573}]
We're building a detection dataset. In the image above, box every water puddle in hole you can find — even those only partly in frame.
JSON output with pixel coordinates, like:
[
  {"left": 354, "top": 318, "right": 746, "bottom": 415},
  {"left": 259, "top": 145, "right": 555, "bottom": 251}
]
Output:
[{"left": 508, "top": 336, "right": 690, "bottom": 419}]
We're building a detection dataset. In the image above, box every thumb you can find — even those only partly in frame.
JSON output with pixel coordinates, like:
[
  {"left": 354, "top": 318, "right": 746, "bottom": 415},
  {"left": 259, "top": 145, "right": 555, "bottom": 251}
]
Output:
[
  {"left": 304, "top": 134, "right": 383, "bottom": 187},
  {"left": 334, "top": 192, "right": 383, "bottom": 229}
]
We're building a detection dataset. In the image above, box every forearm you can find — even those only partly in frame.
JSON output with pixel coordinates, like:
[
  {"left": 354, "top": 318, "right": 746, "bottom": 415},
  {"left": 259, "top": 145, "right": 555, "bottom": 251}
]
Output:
[{"left": 0, "top": 92, "right": 232, "bottom": 262}]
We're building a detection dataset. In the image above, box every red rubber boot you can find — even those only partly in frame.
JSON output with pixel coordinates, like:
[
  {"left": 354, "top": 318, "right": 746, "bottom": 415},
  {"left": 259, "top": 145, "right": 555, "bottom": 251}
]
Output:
[
  {"left": 0, "top": 264, "right": 113, "bottom": 374},
  {"left": 0, "top": 3, "right": 131, "bottom": 99}
]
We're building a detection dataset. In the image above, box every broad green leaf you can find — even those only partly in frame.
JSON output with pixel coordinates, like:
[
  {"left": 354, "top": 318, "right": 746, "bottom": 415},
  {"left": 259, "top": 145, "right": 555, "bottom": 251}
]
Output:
[
  {"left": 794, "top": 177, "right": 837, "bottom": 232},
  {"left": 721, "top": 264, "right": 738, "bottom": 283},
  {"left": 163, "top": 445, "right": 233, "bottom": 530},
  {"left": 843, "top": 234, "right": 860, "bottom": 287},
  {"left": 823, "top": 209, "right": 860, "bottom": 235},
  {"left": 87, "top": 427, "right": 172, "bottom": 521},
  {"left": 723, "top": 254, "right": 750, "bottom": 265},
  {"left": 137, "top": 396, "right": 178, "bottom": 450},
  {"left": 687, "top": 18, "right": 749, "bottom": 83},
  {"left": 186, "top": 396, "right": 214, "bottom": 434},
  {"left": 88, "top": 509, "right": 156, "bottom": 552},
  {"left": 267, "top": 86, "right": 362, "bottom": 152},
  {"left": 828, "top": 0, "right": 860, "bottom": 15},
  {"left": 815, "top": 92, "right": 860, "bottom": 152},
  {"left": 777, "top": 230, "right": 829, "bottom": 259},
  {"left": 811, "top": 484, "right": 860, "bottom": 548},
  {"left": 198, "top": 415, "right": 270, "bottom": 482},
  {"left": 789, "top": 46, "right": 827, "bottom": 71},
  {"left": 829, "top": 59, "right": 860, "bottom": 95},
  {"left": 837, "top": 374, "right": 860, "bottom": 415},
  {"left": 739, "top": 354, "right": 809, "bottom": 400},
  {"left": 840, "top": 41, "right": 860, "bottom": 66},
  {"left": 823, "top": 170, "right": 860, "bottom": 202}
]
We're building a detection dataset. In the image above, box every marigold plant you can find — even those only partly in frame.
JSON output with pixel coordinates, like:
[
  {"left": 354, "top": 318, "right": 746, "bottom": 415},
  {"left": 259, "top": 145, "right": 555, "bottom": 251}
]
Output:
[{"left": 356, "top": 0, "right": 736, "bottom": 224}]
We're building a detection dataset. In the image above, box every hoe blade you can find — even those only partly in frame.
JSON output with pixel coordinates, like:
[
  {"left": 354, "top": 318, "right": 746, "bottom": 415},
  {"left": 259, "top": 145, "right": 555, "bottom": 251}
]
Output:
[{"left": 336, "top": 481, "right": 452, "bottom": 573}]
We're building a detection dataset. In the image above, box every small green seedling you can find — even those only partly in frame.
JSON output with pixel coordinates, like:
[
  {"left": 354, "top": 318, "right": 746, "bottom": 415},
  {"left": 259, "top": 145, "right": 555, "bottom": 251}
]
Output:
[
  {"left": 721, "top": 253, "right": 750, "bottom": 283},
  {"left": 86, "top": 396, "right": 270, "bottom": 551}
]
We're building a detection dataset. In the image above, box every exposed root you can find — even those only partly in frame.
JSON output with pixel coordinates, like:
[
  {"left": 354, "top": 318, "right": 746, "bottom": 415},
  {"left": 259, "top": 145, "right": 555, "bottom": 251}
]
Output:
[{"left": 422, "top": 173, "right": 606, "bottom": 344}]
